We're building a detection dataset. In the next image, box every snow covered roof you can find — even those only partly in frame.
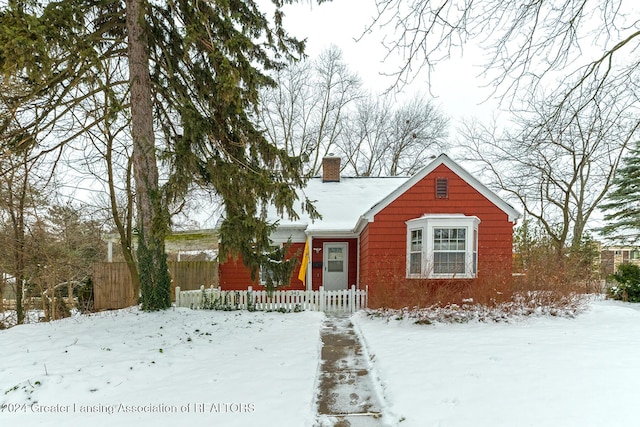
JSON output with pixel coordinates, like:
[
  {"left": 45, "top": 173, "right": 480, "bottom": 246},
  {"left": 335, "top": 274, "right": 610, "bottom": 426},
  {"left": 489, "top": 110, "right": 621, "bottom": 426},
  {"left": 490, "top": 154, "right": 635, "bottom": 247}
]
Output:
[
  {"left": 268, "top": 176, "right": 409, "bottom": 234},
  {"left": 267, "top": 154, "right": 521, "bottom": 235}
]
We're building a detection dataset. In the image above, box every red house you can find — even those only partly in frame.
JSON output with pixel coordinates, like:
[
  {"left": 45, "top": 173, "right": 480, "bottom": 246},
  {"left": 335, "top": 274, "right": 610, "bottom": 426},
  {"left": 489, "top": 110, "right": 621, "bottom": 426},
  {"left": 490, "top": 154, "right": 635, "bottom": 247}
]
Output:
[{"left": 219, "top": 154, "right": 521, "bottom": 302}]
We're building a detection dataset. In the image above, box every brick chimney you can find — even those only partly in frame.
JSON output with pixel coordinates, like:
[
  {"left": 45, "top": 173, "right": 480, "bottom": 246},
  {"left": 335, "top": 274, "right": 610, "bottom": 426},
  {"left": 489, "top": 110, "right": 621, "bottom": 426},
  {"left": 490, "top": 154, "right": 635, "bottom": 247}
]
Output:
[{"left": 322, "top": 155, "right": 341, "bottom": 182}]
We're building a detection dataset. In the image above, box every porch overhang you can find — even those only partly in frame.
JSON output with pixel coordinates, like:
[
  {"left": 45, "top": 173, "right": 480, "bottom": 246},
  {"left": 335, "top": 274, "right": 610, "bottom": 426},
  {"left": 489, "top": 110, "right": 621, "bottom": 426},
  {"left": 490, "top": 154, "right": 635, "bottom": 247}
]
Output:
[{"left": 303, "top": 229, "right": 359, "bottom": 239}]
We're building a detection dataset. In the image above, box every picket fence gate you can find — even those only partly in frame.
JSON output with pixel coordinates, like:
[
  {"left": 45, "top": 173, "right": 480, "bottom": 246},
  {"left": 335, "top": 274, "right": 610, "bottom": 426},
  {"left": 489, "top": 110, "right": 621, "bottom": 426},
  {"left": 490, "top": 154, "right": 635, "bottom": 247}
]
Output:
[{"left": 174, "top": 285, "right": 368, "bottom": 314}]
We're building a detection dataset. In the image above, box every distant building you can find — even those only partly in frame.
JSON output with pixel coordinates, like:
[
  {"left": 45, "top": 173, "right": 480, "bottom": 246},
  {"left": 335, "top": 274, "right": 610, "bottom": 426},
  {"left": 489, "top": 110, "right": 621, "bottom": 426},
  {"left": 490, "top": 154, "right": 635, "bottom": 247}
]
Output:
[
  {"left": 104, "top": 229, "right": 218, "bottom": 262},
  {"left": 600, "top": 246, "right": 640, "bottom": 277},
  {"left": 1, "top": 272, "right": 16, "bottom": 300}
]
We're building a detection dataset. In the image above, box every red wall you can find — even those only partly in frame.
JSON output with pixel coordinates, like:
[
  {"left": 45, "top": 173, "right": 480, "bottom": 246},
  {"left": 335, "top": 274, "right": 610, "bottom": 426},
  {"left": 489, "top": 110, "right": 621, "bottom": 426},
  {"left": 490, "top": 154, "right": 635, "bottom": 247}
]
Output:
[
  {"left": 219, "top": 238, "right": 359, "bottom": 291},
  {"left": 218, "top": 242, "right": 306, "bottom": 291},
  {"left": 360, "top": 164, "right": 515, "bottom": 294}
]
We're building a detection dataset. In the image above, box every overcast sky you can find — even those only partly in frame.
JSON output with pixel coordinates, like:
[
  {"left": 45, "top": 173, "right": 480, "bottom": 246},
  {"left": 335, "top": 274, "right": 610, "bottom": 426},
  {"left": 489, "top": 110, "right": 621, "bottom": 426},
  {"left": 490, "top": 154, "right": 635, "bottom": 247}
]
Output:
[{"left": 281, "top": 0, "right": 499, "bottom": 124}]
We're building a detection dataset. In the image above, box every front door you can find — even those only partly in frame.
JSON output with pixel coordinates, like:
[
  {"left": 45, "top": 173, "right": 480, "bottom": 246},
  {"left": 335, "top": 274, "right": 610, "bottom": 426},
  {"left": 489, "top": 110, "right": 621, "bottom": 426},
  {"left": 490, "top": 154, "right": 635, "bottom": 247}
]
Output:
[{"left": 323, "top": 242, "right": 348, "bottom": 290}]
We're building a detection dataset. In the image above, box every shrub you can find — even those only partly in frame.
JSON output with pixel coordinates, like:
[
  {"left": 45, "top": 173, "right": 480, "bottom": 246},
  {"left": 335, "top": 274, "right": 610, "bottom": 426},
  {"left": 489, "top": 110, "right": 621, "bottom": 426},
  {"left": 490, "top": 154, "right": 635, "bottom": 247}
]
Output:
[
  {"left": 366, "top": 253, "right": 515, "bottom": 310},
  {"left": 609, "top": 263, "right": 640, "bottom": 302},
  {"left": 202, "top": 290, "right": 241, "bottom": 311},
  {"left": 366, "top": 235, "right": 597, "bottom": 315}
]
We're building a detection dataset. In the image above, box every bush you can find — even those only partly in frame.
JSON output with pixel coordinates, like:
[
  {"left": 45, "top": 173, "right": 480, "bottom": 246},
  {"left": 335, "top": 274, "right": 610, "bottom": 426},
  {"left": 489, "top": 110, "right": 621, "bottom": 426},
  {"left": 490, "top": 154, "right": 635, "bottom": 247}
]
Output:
[
  {"left": 365, "top": 241, "right": 597, "bottom": 316},
  {"left": 609, "top": 263, "right": 640, "bottom": 302}
]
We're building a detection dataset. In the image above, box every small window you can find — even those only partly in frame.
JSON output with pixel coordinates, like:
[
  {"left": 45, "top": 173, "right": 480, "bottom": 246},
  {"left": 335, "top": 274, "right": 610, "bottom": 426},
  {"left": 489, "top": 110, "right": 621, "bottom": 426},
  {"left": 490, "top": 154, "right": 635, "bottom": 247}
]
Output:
[{"left": 435, "top": 178, "right": 448, "bottom": 199}]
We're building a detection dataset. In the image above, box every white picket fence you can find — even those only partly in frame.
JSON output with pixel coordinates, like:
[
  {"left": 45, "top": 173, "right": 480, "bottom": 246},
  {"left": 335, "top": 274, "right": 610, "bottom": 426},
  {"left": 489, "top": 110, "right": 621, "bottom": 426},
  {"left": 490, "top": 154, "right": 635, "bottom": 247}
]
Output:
[{"left": 174, "top": 285, "right": 368, "bottom": 313}]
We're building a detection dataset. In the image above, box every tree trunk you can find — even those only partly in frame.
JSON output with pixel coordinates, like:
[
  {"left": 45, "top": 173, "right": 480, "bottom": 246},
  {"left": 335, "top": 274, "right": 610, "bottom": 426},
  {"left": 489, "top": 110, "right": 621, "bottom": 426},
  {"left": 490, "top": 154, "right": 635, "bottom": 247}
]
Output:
[
  {"left": 12, "top": 209, "right": 25, "bottom": 325},
  {"left": 106, "top": 123, "right": 140, "bottom": 301},
  {"left": 9, "top": 154, "right": 28, "bottom": 325},
  {"left": 125, "top": 0, "right": 171, "bottom": 310}
]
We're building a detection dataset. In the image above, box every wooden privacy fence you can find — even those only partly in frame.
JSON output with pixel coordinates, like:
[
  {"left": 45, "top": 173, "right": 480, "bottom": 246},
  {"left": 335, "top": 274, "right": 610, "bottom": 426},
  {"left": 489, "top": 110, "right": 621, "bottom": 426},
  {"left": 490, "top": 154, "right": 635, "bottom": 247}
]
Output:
[
  {"left": 93, "top": 261, "right": 218, "bottom": 310},
  {"left": 175, "top": 285, "right": 368, "bottom": 314},
  {"left": 93, "top": 263, "right": 136, "bottom": 310}
]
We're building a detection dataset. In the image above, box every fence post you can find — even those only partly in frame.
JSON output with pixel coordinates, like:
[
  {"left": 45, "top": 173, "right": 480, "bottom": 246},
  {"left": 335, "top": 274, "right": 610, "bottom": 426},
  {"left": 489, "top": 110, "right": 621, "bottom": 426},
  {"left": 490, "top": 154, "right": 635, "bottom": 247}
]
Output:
[
  {"left": 349, "top": 285, "right": 355, "bottom": 313},
  {"left": 319, "top": 286, "right": 325, "bottom": 312},
  {"left": 175, "top": 286, "right": 181, "bottom": 307},
  {"left": 365, "top": 285, "right": 369, "bottom": 309}
]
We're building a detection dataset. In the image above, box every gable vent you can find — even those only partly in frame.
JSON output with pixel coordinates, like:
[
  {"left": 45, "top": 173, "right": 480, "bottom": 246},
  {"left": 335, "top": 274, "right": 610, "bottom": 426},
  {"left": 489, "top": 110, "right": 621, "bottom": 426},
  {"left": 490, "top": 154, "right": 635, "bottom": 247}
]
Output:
[{"left": 435, "top": 177, "right": 448, "bottom": 199}]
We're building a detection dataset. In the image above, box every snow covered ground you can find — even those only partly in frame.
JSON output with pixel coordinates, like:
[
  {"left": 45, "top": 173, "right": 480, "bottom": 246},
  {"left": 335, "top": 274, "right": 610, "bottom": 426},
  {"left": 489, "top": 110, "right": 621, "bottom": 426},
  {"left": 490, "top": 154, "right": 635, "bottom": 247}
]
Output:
[
  {"left": 0, "top": 308, "right": 323, "bottom": 427},
  {"left": 1, "top": 300, "right": 639, "bottom": 426},
  {"left": 354, "top": 299, "right": 640, "bottom": 427}
]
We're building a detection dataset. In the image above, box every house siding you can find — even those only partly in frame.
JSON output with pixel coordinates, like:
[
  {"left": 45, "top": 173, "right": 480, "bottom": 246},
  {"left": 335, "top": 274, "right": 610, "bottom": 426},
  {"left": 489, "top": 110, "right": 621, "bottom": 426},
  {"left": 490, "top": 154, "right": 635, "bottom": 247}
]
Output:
[
  {"left": 361, "top": 164, "right": 514, "bottom": 291},
  {"left": 218, "top": 239, "right": 359, "bottom": 292},
  {"left": 218, "top": 242, "right": 306, "bottom": 291}
]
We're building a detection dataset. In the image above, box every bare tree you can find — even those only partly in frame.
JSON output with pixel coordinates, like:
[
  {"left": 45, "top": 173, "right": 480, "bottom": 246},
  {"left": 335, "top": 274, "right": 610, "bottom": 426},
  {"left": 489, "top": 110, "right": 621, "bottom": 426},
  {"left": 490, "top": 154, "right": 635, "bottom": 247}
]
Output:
[
  {"left": 386, "top": 95, "right": 449, "bottom": 175},
  {"left": 459, "top": 88, "right": 640, "bottom": 256},
  {"left": 260, "top": 47, "right": 449, "bottom": 177},
  {"left": 370, "top": 0, "right": 639, "bottom": 109},
  {"left": 66, "top": 58, "right": 140, "bottom": 296},
  {"left": 258, "top": 45, "right": 363, "bottom": 175},
  {"left": 0, "top": 77, "right": 49, "bottom": 324},
  {"left": 339, "top": 94, "right": 393, "bottom": 176},
  {"left": 0, "top": 148, "right": 40, "bottom": 324},
  {"left": 338, "top": 93, "right": 449, "bottom": 176}
]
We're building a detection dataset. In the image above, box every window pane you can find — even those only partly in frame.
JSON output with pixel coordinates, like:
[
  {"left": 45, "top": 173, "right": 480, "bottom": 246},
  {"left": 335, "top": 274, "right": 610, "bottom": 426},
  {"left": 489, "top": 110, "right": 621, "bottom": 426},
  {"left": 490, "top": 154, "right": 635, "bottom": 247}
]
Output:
[
  {"left": 327, "top": 260, "right": 343, "bottom": 272},
  {"left": 410, "top": 253, "right": 422, "bottom": 275},
  {"left": 472, "top": 251, "right": 477, "bottom": 274},
  {"left": 328, "top": 247, "right": 344, "bottom": 260},
  {"left": 434, "top": 252, "right": 466, "bottom": 274},
  {"left": 472, "top": 228, "right": 478, "bottom": 274},
  {"left": 411, "top": 229, "right": 422, "bottom": 251},
  {"left": 433, "top": 227, "right": 466, "bottom": 251},
  {"left": 260, "top": 266, "right": 270, "bottom": 283}
]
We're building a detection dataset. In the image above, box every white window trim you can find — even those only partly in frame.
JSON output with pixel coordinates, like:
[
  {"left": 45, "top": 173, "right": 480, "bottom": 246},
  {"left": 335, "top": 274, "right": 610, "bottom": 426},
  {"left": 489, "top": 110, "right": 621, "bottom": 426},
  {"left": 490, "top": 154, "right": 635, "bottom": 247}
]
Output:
[{"left": 406, "top": 214, "right": 480, "bottom": 279}]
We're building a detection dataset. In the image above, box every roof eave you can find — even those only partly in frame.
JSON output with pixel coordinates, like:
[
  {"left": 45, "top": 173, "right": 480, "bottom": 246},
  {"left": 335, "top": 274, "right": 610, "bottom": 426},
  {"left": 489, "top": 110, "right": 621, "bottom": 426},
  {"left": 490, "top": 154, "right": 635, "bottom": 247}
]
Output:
[
  {"left": 304, "top": 228, "right": 359, "bottom": 238},
  {"left": 354, "top": 215, "right": 373, "bottom": 235}
]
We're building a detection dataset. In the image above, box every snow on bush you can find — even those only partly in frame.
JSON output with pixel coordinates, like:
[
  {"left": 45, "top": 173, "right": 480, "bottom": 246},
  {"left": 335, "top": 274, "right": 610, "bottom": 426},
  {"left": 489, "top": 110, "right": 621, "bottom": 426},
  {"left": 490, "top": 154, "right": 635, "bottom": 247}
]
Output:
[{"left": 364, "top": 292, "right": 592, "bottom": 324}]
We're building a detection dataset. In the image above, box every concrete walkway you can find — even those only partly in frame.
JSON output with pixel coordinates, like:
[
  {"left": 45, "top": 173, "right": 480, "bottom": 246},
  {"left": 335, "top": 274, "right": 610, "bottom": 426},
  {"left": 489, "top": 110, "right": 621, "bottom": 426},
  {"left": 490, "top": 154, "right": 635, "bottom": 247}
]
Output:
[{"left": 314, "top": 315, "right": 394, "bottom": 427}]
